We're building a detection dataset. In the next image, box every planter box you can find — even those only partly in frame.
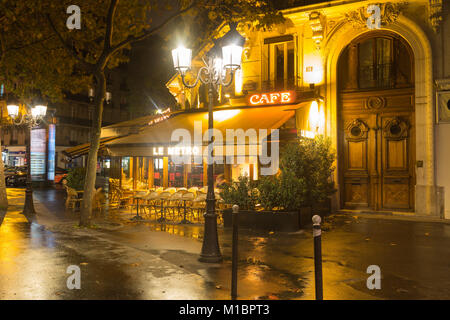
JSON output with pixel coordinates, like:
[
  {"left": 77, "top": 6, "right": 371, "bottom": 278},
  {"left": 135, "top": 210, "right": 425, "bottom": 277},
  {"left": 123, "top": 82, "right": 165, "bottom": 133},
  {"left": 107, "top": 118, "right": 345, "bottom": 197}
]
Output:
[
  {"left": 223, "top": 209, "right": 301, "bottom": 232},
  {"left": 298, "top": 207, "right": 312, "bottom": 227}
]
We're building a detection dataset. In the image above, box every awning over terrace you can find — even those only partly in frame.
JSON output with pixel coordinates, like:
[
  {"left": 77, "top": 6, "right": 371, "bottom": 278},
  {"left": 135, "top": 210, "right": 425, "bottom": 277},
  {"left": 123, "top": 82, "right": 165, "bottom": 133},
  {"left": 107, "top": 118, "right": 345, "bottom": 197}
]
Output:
[{"left": 105, "top": 104, "right": 306, "bottom": 157}]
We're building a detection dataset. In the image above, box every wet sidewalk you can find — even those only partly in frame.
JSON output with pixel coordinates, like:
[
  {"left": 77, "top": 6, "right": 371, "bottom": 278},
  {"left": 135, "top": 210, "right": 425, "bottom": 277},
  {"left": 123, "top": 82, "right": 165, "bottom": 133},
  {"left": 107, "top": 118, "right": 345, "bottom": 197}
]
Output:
[{"left": 2, "top": 188, "right": 450, "bottom": 300}]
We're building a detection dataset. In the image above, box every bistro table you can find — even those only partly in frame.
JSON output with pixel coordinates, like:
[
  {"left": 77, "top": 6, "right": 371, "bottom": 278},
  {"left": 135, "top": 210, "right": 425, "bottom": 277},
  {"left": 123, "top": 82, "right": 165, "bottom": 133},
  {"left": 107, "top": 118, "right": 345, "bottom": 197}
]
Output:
[
  {"left": 131, "top": 191, "right": 147, "bottom": 221},
  {"left": 157, "top": 192, "right": 171, "bottom": 223},
  {"left": 179, "top": 198, "right": 192, "bottom": 224}
]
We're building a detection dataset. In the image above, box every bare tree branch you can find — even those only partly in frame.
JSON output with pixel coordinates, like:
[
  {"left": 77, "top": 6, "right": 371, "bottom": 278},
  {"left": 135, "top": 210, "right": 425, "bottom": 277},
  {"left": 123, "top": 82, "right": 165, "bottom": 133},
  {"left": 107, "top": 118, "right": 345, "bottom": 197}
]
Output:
[
  {"left": 46, "top": 14, "right": 93, "bottom": 71},
  {"left": 104, "top": 0, "right": 119, "bottom": 52},
  {"left": 109, "top": 1, "right": 197, "bottom": 57}
]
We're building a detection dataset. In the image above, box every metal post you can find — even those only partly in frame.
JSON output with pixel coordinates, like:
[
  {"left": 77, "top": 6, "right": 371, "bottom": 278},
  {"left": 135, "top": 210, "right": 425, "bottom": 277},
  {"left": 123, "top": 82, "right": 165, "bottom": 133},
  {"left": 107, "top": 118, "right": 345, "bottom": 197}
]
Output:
[
  {"left": 23, "top": 123, "right": 36, "bottom": 219},
  {"left": 199, "top": 81, "right": 222, "bottom": 263},
  {"left": 231, "top": 204, "right": 239, "bottom": 300},
  {"left": 312, "top": 215, "right": 323, "bottom": 300}
]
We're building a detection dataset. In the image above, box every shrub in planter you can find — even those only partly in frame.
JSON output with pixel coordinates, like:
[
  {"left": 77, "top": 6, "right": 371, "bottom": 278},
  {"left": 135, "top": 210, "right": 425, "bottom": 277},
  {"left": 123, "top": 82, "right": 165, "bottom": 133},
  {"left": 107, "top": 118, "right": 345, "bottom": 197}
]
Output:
[
  {"left": 66, "top": 167, "right": 86, "bottom": 190},
  {"left": 219, "top": 175, "right": 258, "bottom": 210},
  {"left": 279, "top": 136, "right": 336, "bottom": 207}
]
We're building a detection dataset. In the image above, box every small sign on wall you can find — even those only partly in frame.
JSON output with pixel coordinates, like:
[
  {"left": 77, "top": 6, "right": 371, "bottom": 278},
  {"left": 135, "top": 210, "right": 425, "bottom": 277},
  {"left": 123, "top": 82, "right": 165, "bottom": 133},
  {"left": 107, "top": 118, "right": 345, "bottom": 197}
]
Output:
[{"left": 437, "top": 91, "right": 450, "bottom": 123}]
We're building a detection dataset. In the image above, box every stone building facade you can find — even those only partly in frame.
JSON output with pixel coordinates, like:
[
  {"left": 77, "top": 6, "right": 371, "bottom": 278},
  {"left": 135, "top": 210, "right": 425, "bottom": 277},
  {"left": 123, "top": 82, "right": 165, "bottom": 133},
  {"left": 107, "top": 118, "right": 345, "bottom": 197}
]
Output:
[{"left": 168, "top": 0, "right": 449, "bottom": 219}]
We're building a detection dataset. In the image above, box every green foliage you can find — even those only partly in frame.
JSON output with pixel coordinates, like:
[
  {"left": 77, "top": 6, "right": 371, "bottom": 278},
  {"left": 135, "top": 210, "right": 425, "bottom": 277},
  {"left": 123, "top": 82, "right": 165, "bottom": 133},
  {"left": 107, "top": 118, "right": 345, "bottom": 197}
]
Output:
[
  {"left": 258, "top": 135, "right": 336, "bottom": 211},
  {"left": 280, "top": 136, "right": 336, "bottom": 205},
  {"left": 0, "top": 0, "right": 285, "bottom": 103},
  {"left": 219, "top": 175, "right": 258, "bottom": 210},
  {"left": 257, "top": 176, "right": 280, "bottom": 211},
  {"left": 66, "top": 167, "right": 86, "bottom": 191}
]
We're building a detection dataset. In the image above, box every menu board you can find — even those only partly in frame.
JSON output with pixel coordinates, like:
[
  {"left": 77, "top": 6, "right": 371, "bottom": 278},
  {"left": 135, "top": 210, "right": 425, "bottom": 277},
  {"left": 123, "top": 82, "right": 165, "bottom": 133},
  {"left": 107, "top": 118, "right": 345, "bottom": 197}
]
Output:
[{"left": 31, "top": 128, "right": 46, "bottom": 181}]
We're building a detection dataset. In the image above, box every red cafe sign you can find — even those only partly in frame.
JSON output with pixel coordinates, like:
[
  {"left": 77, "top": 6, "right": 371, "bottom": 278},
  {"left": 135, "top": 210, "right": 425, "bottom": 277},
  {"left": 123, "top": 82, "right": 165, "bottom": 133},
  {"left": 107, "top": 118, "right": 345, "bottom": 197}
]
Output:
[{"left": 249, "top": 91, "right": 295, "bottom": 106}]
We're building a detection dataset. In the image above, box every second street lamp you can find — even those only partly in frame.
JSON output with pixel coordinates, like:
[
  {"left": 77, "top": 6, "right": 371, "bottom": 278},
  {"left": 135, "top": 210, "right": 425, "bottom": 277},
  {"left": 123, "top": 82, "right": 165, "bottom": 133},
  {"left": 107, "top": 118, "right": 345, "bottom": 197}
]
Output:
[
  {"left": 6, "top": 101, "right": 47, "bottom": 219},
  {"left": 172, "top": 37, "right": 243, "bottom": 263}
]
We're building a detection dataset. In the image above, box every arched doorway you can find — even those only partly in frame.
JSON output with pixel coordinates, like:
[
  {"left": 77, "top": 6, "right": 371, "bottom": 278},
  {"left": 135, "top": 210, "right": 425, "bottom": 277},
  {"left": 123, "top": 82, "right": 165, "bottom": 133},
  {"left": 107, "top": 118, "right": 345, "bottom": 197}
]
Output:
[{"left": 337, "top": 31, "right": 415, "bottom": 212}]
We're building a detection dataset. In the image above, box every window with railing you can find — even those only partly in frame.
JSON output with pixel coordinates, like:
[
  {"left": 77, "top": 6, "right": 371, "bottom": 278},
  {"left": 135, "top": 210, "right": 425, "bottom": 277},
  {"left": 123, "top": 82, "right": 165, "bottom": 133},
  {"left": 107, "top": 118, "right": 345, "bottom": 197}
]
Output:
[
  {"left": 264, "top": 35, "right": 296, "bottom": 91},
  {"left": 338, "top": 33, "right": 413, "bottom": 91}
]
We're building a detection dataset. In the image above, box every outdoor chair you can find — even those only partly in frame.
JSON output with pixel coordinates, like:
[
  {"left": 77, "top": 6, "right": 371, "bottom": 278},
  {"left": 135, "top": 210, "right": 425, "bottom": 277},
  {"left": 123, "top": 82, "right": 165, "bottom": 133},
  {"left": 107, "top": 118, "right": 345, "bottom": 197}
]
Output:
[
  {"left": 164, "top": 187, "right": 177, "bottom": 194},
  {"left": 214, "top": 192, "right": 228, "bottom": 225},
  {"left": 108, "top": 187, "right": 133, "bottom": 210},
  {"left": 180, "top": 192, "right": 195, "bottom": 222},
  {"left": 165, "top": 190, "right": 187, "bottom": 220},
  {"left": 157, "top": 191, "right": 172, "bottom": 222},
  {"left": 187, "top": 187, "right": 198, "bottom": 194},
  {"left": 93, "top": 187, "right": 106, "bottom": 214},
  {"left": 141, "top": 191, "right": 161, "bottom": 219},
  {"left": 129, "top": 190, "right": 149, "bottom": 215},
  {"left": 191, "top": 193, "right": 207, "bottom": 222},
  {"left": 65, "top": 186, "right": 82, "bottom": 211}
]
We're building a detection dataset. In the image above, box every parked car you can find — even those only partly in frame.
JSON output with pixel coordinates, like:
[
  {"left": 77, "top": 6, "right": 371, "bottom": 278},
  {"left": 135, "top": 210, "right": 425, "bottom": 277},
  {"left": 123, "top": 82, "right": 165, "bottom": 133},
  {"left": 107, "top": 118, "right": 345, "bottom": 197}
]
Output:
[
  {"left": 54, "top": 167, "right": 68, "bottom": 184},
  {"left": 5, "top": 167, "right": 27, "bottom": 187}
]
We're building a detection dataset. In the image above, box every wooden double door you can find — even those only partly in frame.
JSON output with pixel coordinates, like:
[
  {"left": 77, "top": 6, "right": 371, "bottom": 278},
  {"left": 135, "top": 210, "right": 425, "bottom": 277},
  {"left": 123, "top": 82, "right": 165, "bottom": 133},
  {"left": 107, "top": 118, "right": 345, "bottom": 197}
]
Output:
[{"left": 338, "top": 88, "right": 415, "bottom": 211}]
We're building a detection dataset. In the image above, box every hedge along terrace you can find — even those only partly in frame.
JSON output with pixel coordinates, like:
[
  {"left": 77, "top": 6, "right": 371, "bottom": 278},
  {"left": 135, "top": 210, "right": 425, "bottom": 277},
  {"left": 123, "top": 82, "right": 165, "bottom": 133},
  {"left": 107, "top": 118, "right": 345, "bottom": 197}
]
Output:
[{"left": 220, "top": 135, "right": 336, "bottom": 231}]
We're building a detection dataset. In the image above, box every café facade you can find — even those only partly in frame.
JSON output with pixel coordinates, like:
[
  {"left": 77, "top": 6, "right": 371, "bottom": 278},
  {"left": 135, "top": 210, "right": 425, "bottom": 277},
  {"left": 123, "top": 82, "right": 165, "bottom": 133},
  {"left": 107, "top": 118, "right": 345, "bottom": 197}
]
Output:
[{"left": 65, "top": 0, "right": 450, "bottom": 219}]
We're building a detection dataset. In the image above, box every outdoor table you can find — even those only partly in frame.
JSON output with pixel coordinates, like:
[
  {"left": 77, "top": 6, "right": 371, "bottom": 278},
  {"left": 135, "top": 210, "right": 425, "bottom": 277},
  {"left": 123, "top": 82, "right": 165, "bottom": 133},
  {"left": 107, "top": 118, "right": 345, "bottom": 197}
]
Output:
[
  {"left": 157, "top": 194, "right": 170, "bottom": 223},
  {"left": 179, "top": 199, "right": 192, "bottom": 225},
  {"left": 131, "top": 194, "right": 145, "bottom": 221}
]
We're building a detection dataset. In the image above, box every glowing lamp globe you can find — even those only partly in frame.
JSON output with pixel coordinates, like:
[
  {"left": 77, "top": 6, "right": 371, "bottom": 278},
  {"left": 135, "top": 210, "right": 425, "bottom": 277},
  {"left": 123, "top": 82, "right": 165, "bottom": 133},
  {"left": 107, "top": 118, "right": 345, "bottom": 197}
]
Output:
[
  {"left": 7, "top": 104, "right": 19, "bottom": 118},
  {"left": 222, "top": 44, "right": 243, "bottom": 70},
  {"left": 172, "top": 46, "right": 192, "bottom": 74},
  {"left": 32, "top": 105, "right": 47, "bottom": 118}
]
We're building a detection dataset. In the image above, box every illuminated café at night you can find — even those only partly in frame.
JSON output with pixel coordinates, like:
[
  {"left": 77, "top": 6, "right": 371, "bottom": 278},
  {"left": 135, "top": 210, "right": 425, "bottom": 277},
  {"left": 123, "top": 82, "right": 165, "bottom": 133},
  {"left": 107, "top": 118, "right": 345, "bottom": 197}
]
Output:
[{"left": 65, "top": 0, "right": 450, "bottom": 220}]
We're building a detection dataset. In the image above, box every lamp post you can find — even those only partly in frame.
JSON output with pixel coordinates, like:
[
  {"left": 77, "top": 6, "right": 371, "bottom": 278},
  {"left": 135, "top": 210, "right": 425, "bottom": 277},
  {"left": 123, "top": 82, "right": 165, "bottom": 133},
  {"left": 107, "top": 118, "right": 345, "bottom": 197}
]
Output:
[
  {"left": 6, "top": 102, "right": 47, "bottom": 218},
  {"left": 172, "top": 38, "right": 243, "bottom": 263}
]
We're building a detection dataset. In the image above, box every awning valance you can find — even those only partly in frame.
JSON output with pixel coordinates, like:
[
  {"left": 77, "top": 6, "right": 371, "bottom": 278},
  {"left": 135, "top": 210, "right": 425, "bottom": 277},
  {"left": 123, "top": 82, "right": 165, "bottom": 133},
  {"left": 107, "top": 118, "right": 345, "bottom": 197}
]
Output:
[
  {"left": 108, "top": 105, "right": 297, "bottom": 148},
  {"left": 62, "top": 136, "right": 119, "bottom": 159}
]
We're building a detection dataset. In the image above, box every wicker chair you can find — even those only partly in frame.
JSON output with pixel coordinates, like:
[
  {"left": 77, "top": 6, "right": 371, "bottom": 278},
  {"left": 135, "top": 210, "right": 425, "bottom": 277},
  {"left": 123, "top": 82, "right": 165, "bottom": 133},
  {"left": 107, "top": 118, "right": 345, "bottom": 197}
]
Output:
[
  {"left": 191, "top": 193, "right": 207, "bottom": 222},
  {"left": 65, "top": 186, "right": 82, "bottom": 210},
  {"left": 165, "top": 190, "right": 188, "bottom": 220}
]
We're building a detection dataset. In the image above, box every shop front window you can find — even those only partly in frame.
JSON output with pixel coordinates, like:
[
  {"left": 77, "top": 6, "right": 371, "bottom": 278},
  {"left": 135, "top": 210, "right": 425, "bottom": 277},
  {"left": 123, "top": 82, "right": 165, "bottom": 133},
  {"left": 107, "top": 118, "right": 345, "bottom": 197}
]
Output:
[
  {"left": 153, "top": 157, "right": 164, "bottom": 187},
  {"left": 121, "top": 157, "right": 133, "bottom": 189},
  {"left": 136, "top": 157, "right": 149, "bottom": 190},
  {"left": 168, "top": 160, "right": 184, "bottom": 187},
  {"left": 187, "top": 161, "right": 203, "bottom": 187}
]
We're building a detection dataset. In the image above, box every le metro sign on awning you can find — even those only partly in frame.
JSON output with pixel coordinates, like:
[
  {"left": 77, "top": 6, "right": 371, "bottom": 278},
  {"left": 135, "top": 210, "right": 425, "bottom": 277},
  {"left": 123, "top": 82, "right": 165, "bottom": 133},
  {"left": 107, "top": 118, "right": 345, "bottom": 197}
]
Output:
[{"left": 249, "top": 91, "right": 295, "bottom": 106}]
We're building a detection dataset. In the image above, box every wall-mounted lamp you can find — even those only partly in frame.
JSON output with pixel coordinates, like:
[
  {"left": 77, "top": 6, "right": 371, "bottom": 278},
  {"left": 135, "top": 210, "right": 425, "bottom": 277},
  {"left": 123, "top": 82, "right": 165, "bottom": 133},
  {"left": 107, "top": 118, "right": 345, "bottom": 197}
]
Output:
[
  {"left": 309, "top": 100, "right": 325, "bottom": 135},
  {"left": 105, "top": 91, "right": 112, "bottom": 104},
  {"left": 88, "top": 88, "right": 94, "bottom": 102}
]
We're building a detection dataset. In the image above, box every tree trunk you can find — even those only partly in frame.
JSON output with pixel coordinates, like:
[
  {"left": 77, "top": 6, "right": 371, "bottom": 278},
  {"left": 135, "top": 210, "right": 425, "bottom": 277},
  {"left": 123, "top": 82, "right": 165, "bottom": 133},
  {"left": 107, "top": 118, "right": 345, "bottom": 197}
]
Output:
[
  {"left": 79, "top": 72, "right": 105, "bottom": 227},
  {"left": 0, "top": 128, "right": 8, "bottom": 211}
]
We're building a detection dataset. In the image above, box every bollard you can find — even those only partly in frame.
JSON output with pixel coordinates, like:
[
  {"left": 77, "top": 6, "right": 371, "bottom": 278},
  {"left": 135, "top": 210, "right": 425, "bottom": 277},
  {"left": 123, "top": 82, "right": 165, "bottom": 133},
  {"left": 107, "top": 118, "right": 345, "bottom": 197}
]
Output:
[
  {"left": 312, "top": 214, "right": 323, "bottom": 300},
  {"left": 231, "top": 204, "right": 239, "bottom": 300}
]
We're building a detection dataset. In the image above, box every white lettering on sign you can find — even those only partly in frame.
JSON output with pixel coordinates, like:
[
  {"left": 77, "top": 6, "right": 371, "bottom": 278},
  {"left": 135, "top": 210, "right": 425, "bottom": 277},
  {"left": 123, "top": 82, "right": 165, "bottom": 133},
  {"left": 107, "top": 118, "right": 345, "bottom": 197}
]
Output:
[
  {"left": 168, "top": 146, "right": 200, "bottom": 156},
  {"left": 153, "top": 147, "right": 164, "bottom": 156},
  {"left": 249, "top": 91, "right": 294, "bottom": 106}
]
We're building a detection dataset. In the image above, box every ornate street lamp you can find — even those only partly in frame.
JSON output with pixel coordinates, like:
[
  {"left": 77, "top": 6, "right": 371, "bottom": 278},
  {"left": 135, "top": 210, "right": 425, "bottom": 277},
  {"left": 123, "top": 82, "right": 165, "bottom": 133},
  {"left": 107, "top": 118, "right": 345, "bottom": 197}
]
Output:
[
  {"left": 7, "top": 100, "right": 47, "bottom": 218},
  {"left": 172, "top": 31, "right": 243, "bottom": 263}
]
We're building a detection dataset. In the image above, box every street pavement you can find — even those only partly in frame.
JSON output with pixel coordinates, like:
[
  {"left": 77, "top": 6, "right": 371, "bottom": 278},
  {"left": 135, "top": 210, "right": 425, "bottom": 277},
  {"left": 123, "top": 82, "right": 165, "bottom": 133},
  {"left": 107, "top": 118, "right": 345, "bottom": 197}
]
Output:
[{"left": 0, "top": 187, "right": 449, "bottom": 300}]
